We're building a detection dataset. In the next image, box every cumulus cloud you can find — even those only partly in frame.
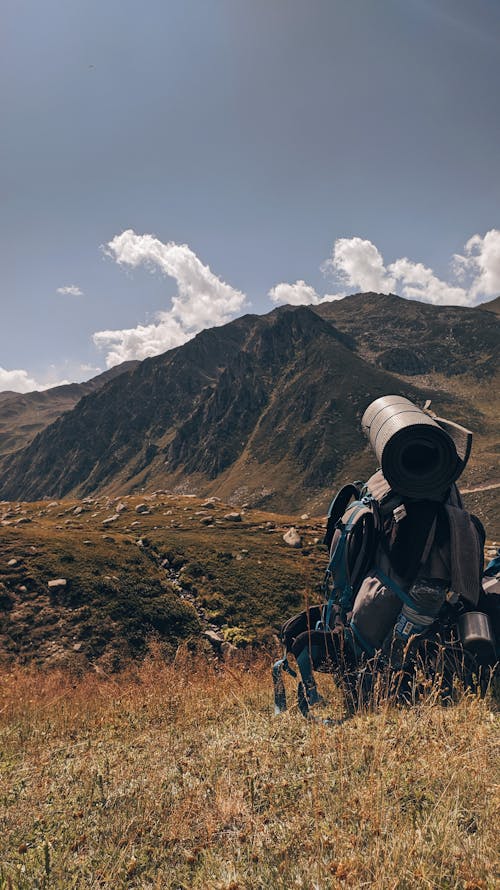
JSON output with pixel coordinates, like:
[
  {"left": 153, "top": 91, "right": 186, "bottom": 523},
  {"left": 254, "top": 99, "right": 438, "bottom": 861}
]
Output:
[
  {"left": 320, "top": 229, "right": 500, "bottom": 307},
  {"left": 454, "top": 229, "right": 500, "bottom": 300},
  {"left": 94, "top": 229, "right": 247, "bottom": 366},
  {"left": 269, "top": 280, "right": 322, "bottom": 306},
  {"left": 0, "top": 367, "right": 71, "bottom": 394},
  {"left": 57, "top": 285, "right": 83, "bottom": 296},
  {"left": 269, "top": 279, "right": 345, "bottom": 306},
  {"left": 323, "top": 237, "right": 396, "bottom": 294}
]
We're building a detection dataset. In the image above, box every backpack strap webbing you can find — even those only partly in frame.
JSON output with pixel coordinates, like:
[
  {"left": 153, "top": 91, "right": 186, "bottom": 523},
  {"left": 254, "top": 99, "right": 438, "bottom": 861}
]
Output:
[
  {"left": 324, "top": 483, "right": 361, "bottom": 549},
  {"left": 323, "top": 497, "right": 380, "bottom": 630}
]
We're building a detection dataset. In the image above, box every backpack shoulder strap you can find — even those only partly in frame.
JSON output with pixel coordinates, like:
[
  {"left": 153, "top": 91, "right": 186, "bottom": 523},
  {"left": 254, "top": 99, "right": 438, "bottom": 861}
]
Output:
[
  {"left": 324, "top": 482, "right": 361, "bottom": 548},
  {"left": 323, "top": 495, "right": 381, "bottom": 629}
]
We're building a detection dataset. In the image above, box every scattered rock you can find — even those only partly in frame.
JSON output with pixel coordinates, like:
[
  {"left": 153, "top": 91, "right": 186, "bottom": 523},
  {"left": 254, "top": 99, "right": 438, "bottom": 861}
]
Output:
[
  {"left": 48, "top": 578, "right": 67, "bottom": 590},
  {"left": 203, "top": 630, "right": 224, "bottom": 652},
  {"left": 135, "top": 504, "right": 150, "bottom": 514},
  {"left": 116, "top": 502, "right": 128, "bottom": 513},
  {"left": 73, "top": 506, "right": 83, "bottom": 516},
  {"left": 15, "top": 517, "right": 31, "bottom": 525},
  {"left": 283, "top": 527, "right": 302, "bottom": 548},
  {"left": 7, "top": 558, "right": 19, "bottom": 567},
  {"left": 102, "top": 514, "right": 119, "bottom": 526},
  {"left": 201, "top": 501, "right": 216, "bottom": 509},
  {"left": 224, "top": 512, "right": 242, "bottom": 522},
  {"left": 301, "top": 513, "right": 310, "bottom": 520},
  {"left": 200, "top": 516, "right": 214, "bottom": 525}
]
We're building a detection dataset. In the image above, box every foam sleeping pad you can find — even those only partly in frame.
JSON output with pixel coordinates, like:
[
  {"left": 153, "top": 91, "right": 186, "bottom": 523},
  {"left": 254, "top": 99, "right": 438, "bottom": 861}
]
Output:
[{"left": 361, "top": 395, "right": 472, "bottom": 499}]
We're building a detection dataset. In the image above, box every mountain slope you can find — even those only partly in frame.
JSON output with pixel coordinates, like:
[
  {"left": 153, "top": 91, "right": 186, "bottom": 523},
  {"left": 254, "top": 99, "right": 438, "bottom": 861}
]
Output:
[
  {"left": 0, "top": 361, "right": 139, "bottom": 458},
  {"left": 315, "top": 292, "right": 499, "bottom": 378},
  {"left": 0, "top": 300, "right": 488, "bottom": 511}
]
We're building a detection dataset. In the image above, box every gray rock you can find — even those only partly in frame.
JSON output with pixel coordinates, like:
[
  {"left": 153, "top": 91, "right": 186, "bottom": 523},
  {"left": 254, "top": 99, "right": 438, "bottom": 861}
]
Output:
[
  {"left": 116, "top": 502, "right": 128, "bottom": 513},
  {"left": 7, "top": 558, "right": 19, "bottom": 567},
  {"left": 48, "top": 578, "right": 67, "bottom": 589},
  {"left": 223, "top": 512, "right": 242, "bottom": 522},
  {"left": 135, "top": 504, "right": 151, "bottom": 514},
  {"left": 283, "top": 527, "right": 302, "bottom": 548},
  {"left": 102, "top": 514, "right": 119, "bottom": 525},
  {"left": 203, "top": 630, "right": 224, "bottom": 651}
]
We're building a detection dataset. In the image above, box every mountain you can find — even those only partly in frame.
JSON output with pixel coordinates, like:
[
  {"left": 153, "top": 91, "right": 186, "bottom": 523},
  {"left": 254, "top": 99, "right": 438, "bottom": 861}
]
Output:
[
  {"left": 315, "top": 292, "right": 499, "bottom": 378},
  {"left": 0, "top": 295, "right": 498, "bottom": 518},
  {"left": 0, "top": 361, "right": 139, "bottom": 458},
  {"left": 479, "top": 295, "right": 500, "bottom": 315}
]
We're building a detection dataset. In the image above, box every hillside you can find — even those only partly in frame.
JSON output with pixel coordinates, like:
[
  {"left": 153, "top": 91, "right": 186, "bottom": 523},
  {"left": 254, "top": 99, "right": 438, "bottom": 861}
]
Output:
[
  {"left": 0, "top": 361, "right": 139, "bottom": 458},
  {"left": 1, "top": 658, "right": 498, "bottom": 889},
  {"left": 0, "top": 295, "right": 497, "bottom": 515},
  {"left": 0, "top": 492, "right": 498, "bottom": 673},
  {"left": 0, "top": 491, "right": 330, "bottom": 669}
]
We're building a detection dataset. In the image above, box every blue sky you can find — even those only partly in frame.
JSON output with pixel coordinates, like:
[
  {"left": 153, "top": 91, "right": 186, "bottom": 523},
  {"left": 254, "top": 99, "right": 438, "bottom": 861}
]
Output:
[{"left": 1, "top": 0, "right": 499, "bottom": 390}]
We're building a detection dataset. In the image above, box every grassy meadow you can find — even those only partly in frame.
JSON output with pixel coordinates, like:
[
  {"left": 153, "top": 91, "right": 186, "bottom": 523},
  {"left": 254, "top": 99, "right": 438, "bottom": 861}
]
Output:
[{"left": 1, "top": 652, "right": 498, "bottom": 890}]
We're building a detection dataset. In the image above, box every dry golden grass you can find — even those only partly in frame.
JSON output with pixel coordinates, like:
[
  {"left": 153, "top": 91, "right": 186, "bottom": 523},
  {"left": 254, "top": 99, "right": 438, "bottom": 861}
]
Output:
[{"left": 0, "top": 651, "right": 498, "bottom": 889}]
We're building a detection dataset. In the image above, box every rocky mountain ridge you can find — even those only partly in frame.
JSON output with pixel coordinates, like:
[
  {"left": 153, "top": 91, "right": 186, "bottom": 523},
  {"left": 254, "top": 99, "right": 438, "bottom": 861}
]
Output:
[{"left": 0, "top": 293, "right": 498, "bottom": 516}]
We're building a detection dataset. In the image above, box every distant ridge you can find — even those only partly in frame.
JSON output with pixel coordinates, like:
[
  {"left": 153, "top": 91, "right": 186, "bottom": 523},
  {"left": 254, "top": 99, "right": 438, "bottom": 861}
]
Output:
[
  {"left": 0, "top": 361, "right": 139, "bottom": 458},
  {"left": 0, "top": 293, "right": 498, "bottom": 515},
  {"left": 479, "top": 295, "right": 500, "bottom": 315}
]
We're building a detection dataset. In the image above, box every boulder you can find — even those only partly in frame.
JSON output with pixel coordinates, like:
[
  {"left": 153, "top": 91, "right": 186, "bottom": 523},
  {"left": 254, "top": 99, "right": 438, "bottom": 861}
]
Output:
[
  {"left": 283, "top": 527, "right": 302, "bottom": 548},
  {"left": 135, "top": 504, "right": 151, "bottom": 514},
  {"left": 223, "top": 512, "right": 242, "bottom": 522}
]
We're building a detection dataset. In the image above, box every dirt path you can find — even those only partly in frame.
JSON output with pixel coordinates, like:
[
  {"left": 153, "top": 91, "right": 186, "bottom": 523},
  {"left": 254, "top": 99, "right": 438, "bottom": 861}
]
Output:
[{"left": 461, "top": 482, "right": 500, "bottom": 494}]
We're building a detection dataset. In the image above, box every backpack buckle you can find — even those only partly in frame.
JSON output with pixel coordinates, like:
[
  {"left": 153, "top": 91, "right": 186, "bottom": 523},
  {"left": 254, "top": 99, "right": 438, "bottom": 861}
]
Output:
[{"left": 393, "top": 504, "right": 407, "bottom": 523}]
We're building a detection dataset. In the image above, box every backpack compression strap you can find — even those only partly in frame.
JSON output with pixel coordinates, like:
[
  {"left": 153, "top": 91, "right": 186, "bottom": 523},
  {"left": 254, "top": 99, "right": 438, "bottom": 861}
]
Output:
[{"left": 324, "top": 483, "right": 361, "bottom": 549}]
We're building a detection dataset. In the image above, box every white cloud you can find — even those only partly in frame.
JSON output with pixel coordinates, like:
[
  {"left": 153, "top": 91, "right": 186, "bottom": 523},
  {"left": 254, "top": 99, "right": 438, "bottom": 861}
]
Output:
[
  {"left": 0, "top": 367, "right": 71, "bottom": 394},
  {"left": 454, "top": 229, "right": 500, "bottom": 299},
  {"left": 269, "top": 279, "right": 345, "bottom": 306},
  {"left": 80, "top": 363, "right": 102, "bottom": 373},
  {"left": 269, "top": 280, "right": 322, "bottom": 306},
  {"left": 320, "top": 230, "right": 500, "bottom": 307},
  {"left": 95, "top": 229, "right": 247, "bottom": 366},
  {"left": 57, "top": 285, "right": 83, "bottom": 296},
  {"left": 323, "top": 237, "right": 396, "bottom": 294},
  {"left": 387, "top": 257, "right": 469, "bottom": 306}
]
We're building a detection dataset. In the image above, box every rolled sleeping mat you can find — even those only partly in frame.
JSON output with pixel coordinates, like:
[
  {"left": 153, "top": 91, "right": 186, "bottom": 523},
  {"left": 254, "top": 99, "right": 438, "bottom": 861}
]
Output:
[{"left": 361, "top": 395, "right": 472, "bottom": 499}]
